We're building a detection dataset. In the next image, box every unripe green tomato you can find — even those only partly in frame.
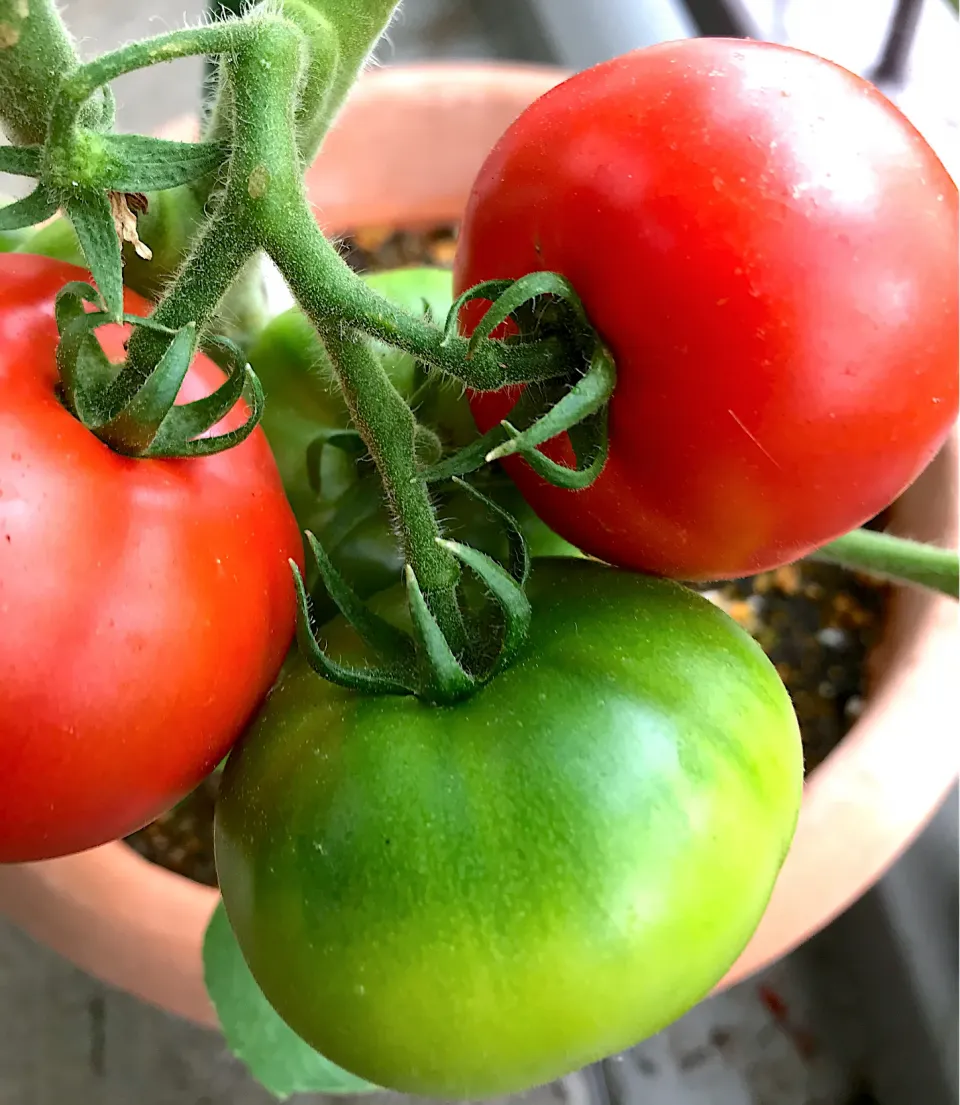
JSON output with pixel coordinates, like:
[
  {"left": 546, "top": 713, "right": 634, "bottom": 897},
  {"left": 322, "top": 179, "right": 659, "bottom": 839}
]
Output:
[{"left": 216, "top": 560, "right": 802, "bottom": 1098}]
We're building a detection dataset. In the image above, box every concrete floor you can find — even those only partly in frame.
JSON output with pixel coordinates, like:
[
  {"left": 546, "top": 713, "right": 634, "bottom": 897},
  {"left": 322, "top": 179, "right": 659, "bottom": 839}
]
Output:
[
  {"left": 2, "top": 1, "right": 956, "bottom": 1102},
  {"left": 0, "top": 904, "right": 865, "bottom": 1105}
]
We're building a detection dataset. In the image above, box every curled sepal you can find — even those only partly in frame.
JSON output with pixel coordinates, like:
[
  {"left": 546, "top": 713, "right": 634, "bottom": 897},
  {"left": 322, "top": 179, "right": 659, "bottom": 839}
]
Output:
[
  {"left": 55, "top": 281, "right": 129, "bottom": 422},
  {"left": 421, "top": 422, "right": 510, "bottom": 484},
  {"left": 304, "top": 531, "right": 415, "bottom": 665},
  {"left": 502, "top": 408, "right": 610, "bottom": 491},
  {"left": 292, "top": 561, "right": 414, "bottom": 696},
  {"left": 404, "top": 566, "right": 477, "bottom": 704},
  {"left": 436, "top": 539, "right": 531, "bottom": 677},
  {"left": 420, "top": 384, "right": 548, "bottom": 484},
  {"left": 486, "top": 343, "right": 616, "bottom": 464},
  {"left": 0, "top": 145, "right": 42, "bottom": 178},
  {"left": 95, "top": 323, "right": 198, "bottom": 455},
  {"left": 450, "top": 477, "right": 529, "bottom": 586},
  {"left": 0, "top": 186, "right": 59, "bottom": 231},
  {"left": 142, "top": 334, "right": 265, "bottom": 458},
  {"left": 465, "top": 272, "right": 592, "bottom": 358},
  {"left": 440, "top": 279, "right": 513, "bottom": 345}
]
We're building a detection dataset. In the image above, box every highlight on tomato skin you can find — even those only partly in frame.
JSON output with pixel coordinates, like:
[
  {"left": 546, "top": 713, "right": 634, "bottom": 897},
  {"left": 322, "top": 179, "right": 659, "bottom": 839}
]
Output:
[
  {"left": 215, "top": 560, "right": 804, "bottom": 1099},
  {"left": 455, "top": 37, "right": 959, "bottom": 582},
  {"left": 0, "top": 254, "right": 304, "bottom": 864}
]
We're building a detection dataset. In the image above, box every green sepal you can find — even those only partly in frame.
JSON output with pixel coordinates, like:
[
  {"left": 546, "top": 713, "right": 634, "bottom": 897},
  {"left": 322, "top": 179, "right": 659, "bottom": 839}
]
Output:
[
  {"left": 304, "top": 530, "right": 415, "bottom": 663},
  {"left": 441, "top": 279, "right": 513, "bottom": 345},
  {"left": 143, "top": 335, "right": 266, "bottom": 458},
  {"left": 501, "top": 409, "right": 610, "bottom": 491},
  {"left": 436, "top": 538, "right": 531, "bottom": 677},
  {"left": 0, "top": 187, "right": 59, "bottom": 231},
  {"left": 64, "top": 190, "right": 123, "bottom": 320},
  {"left": 465, "top": 271, "right": 592, "bottom": 358},
  {"left": 95, "top": 133, "right": 226, "bottom": 192},
  {"left": 292, "top": 560, "right": 414, "bottom": 695},
  {"left": 0, "top": 145, "right": 43, "bottom": 178},
  {"left": 421, "top": 422, "right": 511, "bottom": 484},
  {"left": 404, "top": 565, "right": 477, "bottom": 704},
  {"left": 450, "top": 477, "right": 530, "bottom": 586},
  {"left": 55, "top": 281, "right": 125, "bottom": 423},
  {"left": 95, "top": 323, "right": 198, "bottom": 454},
  {"left": 486, "top": 343, "right": 616, "bottom": 462},
  {"left": 52, "top": 282, "right": 265, "bottom": 458}
]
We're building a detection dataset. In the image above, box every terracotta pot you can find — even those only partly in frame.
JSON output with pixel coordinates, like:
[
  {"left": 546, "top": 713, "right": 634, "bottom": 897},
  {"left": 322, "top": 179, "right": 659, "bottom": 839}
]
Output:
[{"left": 1, "top": 62, "right": 957, "bottom": 1030}]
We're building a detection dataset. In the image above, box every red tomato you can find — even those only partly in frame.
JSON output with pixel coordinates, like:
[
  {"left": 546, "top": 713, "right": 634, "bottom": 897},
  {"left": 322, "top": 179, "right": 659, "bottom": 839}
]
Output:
[
  {"left": 456, "top": 39, "right": 959, "bottom": 580},
  {"left": 0, "top": 255, "right": 303, "bottom": 862}
]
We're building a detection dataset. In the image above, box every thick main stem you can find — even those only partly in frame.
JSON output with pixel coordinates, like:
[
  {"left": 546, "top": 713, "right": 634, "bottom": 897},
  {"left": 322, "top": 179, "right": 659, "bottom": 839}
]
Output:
[
  {"left": 124, "top": 16, "right": 466, "bottom": 641},
  {"left": 217, "top": 21, "right": 465, "bottom": 642}
]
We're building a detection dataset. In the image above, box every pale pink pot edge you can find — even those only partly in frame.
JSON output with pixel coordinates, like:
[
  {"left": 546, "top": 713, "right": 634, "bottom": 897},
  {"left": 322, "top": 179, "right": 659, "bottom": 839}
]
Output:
[{"left": 1, "top": 61, "right": 957, "bottom": 1032}]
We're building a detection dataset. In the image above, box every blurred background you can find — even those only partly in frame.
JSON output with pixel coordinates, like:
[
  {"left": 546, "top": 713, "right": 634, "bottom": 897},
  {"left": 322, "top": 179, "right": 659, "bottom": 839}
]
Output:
[{"left": 1, "top": 2, "right": 957, "bottom": 1103}]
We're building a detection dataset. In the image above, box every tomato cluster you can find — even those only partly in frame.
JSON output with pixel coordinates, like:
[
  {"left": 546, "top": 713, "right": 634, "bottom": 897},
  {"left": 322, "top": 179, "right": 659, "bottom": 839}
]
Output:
[{"left": 2, "top": 32, "right": 956, "bottom": 1104}]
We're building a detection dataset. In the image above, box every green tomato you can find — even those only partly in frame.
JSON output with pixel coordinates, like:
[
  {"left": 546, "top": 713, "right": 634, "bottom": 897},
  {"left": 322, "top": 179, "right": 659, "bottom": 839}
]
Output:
[{"left": 215, "top": 560, "right": 802, "bottom": 1098}]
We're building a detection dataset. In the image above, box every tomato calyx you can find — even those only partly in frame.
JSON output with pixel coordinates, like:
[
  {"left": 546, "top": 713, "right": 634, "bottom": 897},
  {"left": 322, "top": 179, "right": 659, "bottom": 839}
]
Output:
[
  {"left": 291, "top": 478, "right": 532, "bottom": 705},
  {"left": 425, "top": 272, "right": 617, "bottom": 491},
  {"left": 54, "top": 280, "right": 265, "bottom": 457}
]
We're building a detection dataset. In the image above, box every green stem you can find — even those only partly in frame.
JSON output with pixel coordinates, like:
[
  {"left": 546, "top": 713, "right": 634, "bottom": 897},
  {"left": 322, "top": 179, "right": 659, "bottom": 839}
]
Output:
[
  {"left": 318, "top": 324, "right": 465, "bottom": 647},
  {"left": 46, "top": 23, "right": 244, "bottom": 150},
  {"left": 812, "top": 529, "right": 959, "bottom": 598},
  {"left": 121, "top": 17, "right": 293, "bottom": 384},
  {"left": 0, "top": 0, "right": 108, "bottom": 145},
  {"left": 204, "top": 18, "right": 465, "bottom": 643},
  {"left": 268, "top": 202, "right": 570, "bottom": 388}
]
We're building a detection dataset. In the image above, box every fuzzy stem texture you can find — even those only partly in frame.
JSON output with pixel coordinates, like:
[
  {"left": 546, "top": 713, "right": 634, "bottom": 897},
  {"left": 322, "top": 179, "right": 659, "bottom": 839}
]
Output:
[{"left": 813, "top": 529, "right": 959, "bottom": 597}]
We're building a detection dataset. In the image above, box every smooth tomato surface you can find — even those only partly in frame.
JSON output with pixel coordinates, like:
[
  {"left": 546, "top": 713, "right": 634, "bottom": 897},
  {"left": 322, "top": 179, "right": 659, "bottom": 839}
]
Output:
[
  {"left": 215, "top": 561, "right": 802, "bottom": 1097},
  {"left": 456, "top": 38, "right": 959, "bottom": 580},
  {"left": 0, "top": 254, "right": 303, "bottom": 862}
]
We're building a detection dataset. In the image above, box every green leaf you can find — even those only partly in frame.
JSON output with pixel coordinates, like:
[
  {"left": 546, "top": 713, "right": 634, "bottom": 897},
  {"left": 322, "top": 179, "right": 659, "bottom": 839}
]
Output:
[
  {"left": 65, "top": 191, "right": 124, "bottom": 321},
  {"left": 0, "top": 144, "right": 42, "bottom": 178},
  {"left": 203, "top": 901, "right": 378, "bottom": 1098},
  {"left": 97, "top": 133, "right": 226, "bottom": 192},
  {"left": 0, "top": 186, "right": 59, "bottom": 231}
]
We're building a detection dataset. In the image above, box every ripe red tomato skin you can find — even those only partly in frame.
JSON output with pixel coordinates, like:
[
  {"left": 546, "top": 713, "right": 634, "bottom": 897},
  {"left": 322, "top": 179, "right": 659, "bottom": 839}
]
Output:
[
  {"left": 456, "top": 38, "right": 959, "bottom": 581},
  {"left": 0, "top": 254, "right": 303, "bottom": 863}
]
